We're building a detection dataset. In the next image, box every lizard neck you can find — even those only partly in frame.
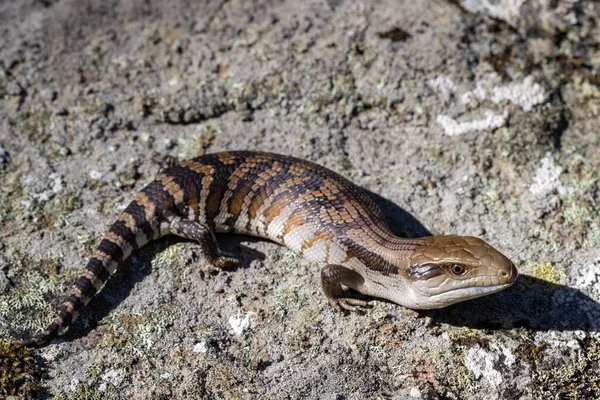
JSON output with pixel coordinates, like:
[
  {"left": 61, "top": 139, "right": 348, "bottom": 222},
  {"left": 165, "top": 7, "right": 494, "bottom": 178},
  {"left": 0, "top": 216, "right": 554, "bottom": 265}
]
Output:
[{"left": 343, "top": 225, "right": 425, "bottom": 274}]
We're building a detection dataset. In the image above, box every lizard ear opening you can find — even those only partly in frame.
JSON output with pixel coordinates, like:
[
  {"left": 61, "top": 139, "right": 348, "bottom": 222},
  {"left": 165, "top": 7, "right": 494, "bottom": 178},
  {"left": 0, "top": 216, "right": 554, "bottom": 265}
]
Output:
[{"left": 407, "top": 264, "right": 443, "bottom": 281}]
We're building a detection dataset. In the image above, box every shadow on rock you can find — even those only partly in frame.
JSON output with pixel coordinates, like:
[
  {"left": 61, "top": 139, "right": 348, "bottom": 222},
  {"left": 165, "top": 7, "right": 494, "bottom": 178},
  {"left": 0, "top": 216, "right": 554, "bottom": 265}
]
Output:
[
  {"left": 427, "top": 275, "right": 600, "bottom": 332},
  {"left": 55, "top": 234, "right": 266, "bottom": 345},
  {"left": 366, "top": 190, "right": 431, "bottom": 237}
]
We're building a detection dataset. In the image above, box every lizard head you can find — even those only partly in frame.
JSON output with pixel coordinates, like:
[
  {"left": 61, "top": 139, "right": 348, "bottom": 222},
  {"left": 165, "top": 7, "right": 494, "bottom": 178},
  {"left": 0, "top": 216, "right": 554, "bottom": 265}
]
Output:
[{"left": 394, "top": 235, "right": 517, "bottom": 309}]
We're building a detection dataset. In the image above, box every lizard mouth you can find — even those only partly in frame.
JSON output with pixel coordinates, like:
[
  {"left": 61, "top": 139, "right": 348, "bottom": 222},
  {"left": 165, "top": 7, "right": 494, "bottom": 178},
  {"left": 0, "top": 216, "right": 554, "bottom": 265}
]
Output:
[{"left": 424, "top": 282, "right": 515, "bottom": 308}]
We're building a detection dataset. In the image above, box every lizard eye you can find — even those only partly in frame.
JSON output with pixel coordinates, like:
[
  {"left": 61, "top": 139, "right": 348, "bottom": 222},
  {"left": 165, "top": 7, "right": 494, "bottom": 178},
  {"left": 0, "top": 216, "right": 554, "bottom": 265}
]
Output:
[{"left": 451, "top": 264, "right": 466, "bottom": 275}]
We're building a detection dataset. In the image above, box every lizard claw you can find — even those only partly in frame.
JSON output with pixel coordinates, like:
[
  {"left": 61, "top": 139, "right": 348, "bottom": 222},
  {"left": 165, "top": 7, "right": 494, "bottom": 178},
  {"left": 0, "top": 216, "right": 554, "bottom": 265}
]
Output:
[
  {"left": 329, "top": 297, "right": 369, "bottom": 313},
  {"left": 214, "top": 254, "right": 240, "bottom": 270}
]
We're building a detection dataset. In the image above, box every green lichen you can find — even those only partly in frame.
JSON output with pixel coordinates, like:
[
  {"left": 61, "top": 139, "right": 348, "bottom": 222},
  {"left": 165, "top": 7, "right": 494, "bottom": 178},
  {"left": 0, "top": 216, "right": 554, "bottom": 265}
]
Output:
[
  {"left": 0, "top": 251, "right": 67, "bottom": 339},
  {"left": 550, "top": 152, "right": 600, "bottom": 248},
  {"left": 448, "top": 365, "right": 472, "bottom": 391},
  {"left": 424, "top": 146, "right": 450, "bottom": 167},
  {"left": 571, "top": 75, "right": 600, "bottom": 115},
  {"left": 75, "top": 383, "right": 104, "bottom": 400},
  {"left": 530, "top": 263, "right": 562, "bottom": 285},
  {"left": 525, "top": 336, "right": 600, "bottom": 398},
  {"left": 35, "top": 188, "right": 83, "bottom": 230},
  {"left": 87, "top": 362, "right": 104, "bottom": 378},
  {"left": 177, "top": 126, "right": 217, "bottom": 160},
  {"left": 15, "top": 106, "right": 54, "bottom": 144},
  {"left": 447, "top": 327, "right": 483, "bottom": 347},
  {"left": 0, "top": 339, "right": 42, "bottom": 398},
  {"left": 517, "top": 262, "right": 564, "bottom": 296},
  {"left": 285, "top": 310, "right": 323, "bottom": 350},
  {"left": 0, "top": 171, "right": 25, "bottom": 227}
]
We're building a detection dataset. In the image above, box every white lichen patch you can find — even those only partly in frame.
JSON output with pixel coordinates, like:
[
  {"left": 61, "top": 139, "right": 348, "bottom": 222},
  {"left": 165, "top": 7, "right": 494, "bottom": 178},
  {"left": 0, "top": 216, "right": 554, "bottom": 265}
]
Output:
[
  {"left": 490, "top": 76, "right": 547, "bottom": 112},
  {"left": 436, "top": 110, "right": 508, "bottom": 136},
  {"left": 193, "top": 341, "right": 208, "bottom": 354},
  {"left": 428, "top": 71, "right": 545, "bottom": 113},
  {"left": 572, "top": 258, "right": 600, "bottom": 290},
  {"left": 88, "top": 170, "right": 103, "bottom": 180},
  {"left": 459, "top": 0, "right": 526, "bottom": 27},
  {"left": 461, "top": 74, "right": 546, "bottom": 111},
  {"left": 409, "top": 387, "right": 422, "bottom": 399},
  {"left": 464, "top": 342, "right": 515, "bottom": 388},
  {"left": 529, "top": 152, "right": 568, "bottom": 197},
  {"left": 427, "top": 75, "right": 457, "bottom": 100},
  {"left": 100, "top": 368, "right": 125, "bottom": 389},
  {"left": 21, "top": 172, "right": 64, "bottom": 202},
  {"left": 69, "top": 378, "right": 80, "bottom": 392},
  {"left": 228, "top": 312, "right": 253, "bottom": 336}
]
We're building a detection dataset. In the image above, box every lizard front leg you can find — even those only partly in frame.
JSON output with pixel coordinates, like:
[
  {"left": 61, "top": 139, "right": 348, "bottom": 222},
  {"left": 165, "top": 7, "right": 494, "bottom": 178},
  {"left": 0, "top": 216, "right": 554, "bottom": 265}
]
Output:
[
  {"left": 168, "top": 215, "right": 239, "bottom": 269},
  {"left": 321, "top": 264, "right": 369, "bottom": 312}
]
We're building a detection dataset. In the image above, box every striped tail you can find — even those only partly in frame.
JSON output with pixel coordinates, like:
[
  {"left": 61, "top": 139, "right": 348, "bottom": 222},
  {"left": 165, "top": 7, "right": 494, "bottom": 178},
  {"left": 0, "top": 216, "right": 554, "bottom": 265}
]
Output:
[{"left": 22, "top": 191, "right": 160, "bottom": 347}]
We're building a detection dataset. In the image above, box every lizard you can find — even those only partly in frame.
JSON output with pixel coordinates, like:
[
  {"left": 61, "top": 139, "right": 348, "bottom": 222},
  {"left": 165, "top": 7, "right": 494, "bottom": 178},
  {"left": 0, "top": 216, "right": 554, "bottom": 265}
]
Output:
[{"left": 23, "top": 151, "right": 518, "bottom": 347}]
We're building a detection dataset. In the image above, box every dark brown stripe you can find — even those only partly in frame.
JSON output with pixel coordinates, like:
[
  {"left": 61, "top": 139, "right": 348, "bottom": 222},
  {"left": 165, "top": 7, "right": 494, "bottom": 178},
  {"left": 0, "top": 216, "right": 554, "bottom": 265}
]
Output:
[
  {"left": 341, "top": 237, "right": 398, "bottom": 275},
  {"left": 230, "top": 182, "right": 253, "bottom": 216},
  {"left": 191, "top": 152, "right": 239, "bottom": 167},
  {"left": 205, "top": 179, "right": 227, "bottom": 223},
  {"left": 140, "top": 180, "right": 176, "bottom": 218},
  {"left": 75, "top": 275, "right": 98, "bottom": 298},
  {"left": 67, "top": 293, "right": 85, "bottom": 312},
  {"left": 159, "top": 165, "right": 194, "bottom": 205},
  {"left": 248, "top": 190, "right": 269, "bottom": 220},
  {"left": 271, "top": 172, "right": 326, "bottom": 209},
  {"left": 223, "top": 158, "right": 274, "bottom": 224},
  {"left": 180, "top": 162, "right": 220, "bottom": 222},
  {"left": 123, "top": 201, "right": 155, "bottom": 243},
  {"left": 245, "top": 161, "right": 288, "bottom": 223},
  {"left": 58, "top": 306, "right": 73, "bottom": 326},
  {"left": 85, "top": 257, "right": 110, "bottom": 283},
  {"left": 46, "top": 321, "right": 60, "bottom": 334},
  {"left": 109, "top": 220, "right": 137, "bottom": 250},
  {"left": 97, "top": 238, "right": 123, "bottom": 263}
]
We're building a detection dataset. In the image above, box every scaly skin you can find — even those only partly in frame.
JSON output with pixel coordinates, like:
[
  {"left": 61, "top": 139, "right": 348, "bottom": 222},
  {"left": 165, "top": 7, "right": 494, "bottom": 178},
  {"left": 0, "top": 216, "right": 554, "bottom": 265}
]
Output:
[{"left": 23, "top": 151, "right": 518, "bottom": 347}]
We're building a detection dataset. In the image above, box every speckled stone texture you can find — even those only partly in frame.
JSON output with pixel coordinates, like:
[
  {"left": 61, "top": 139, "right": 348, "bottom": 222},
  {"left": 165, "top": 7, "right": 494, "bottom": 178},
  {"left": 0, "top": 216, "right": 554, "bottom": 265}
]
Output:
[{"left": 1, "top": 0, "right": 600, "bottom": 398}]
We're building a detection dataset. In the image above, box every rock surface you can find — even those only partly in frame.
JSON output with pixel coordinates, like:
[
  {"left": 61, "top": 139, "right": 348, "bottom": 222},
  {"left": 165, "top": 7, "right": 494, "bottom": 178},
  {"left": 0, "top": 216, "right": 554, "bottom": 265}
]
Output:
[{"left": 1, "top": 0, "right": 600, "bottom": 398}]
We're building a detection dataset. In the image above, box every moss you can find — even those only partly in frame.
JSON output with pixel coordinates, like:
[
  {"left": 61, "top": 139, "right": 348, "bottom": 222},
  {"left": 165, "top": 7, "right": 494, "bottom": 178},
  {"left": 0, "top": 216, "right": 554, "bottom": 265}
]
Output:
[
  {"left": 80, "top": 95, "right": 111, "bottom": 116},
  {"left": 571, "top": 75, "right": 600, "bottom": 115},
  {"left": 0, "top": 339, "right": 43, "bottom": 398},
  {"left": 204, "top": 363, "right": 245, "bottom": 399},
  {"left": 99, "top": 313, "right": 153, "bottom": 350},
  {"left": 100, "top": 329, "right": 130, "bottom": 350}
]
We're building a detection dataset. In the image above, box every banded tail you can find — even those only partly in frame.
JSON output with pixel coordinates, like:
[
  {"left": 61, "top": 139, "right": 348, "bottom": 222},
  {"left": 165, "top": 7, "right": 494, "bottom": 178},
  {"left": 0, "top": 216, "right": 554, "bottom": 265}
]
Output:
[{"left": 22, "top": 188, "right": 164, "bottom": 347}]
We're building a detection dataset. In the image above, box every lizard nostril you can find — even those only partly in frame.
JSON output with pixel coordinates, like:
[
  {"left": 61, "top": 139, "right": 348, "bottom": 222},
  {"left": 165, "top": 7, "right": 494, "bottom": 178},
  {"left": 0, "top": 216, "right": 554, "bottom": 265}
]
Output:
[{"left": 500, "top": 271, "right": 509, "bottom": 279}]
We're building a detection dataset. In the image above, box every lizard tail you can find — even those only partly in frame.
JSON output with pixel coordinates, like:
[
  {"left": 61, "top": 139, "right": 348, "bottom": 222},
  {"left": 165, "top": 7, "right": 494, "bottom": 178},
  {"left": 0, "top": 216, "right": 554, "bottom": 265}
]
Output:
[{"left": 22, "top": 186, "right": 165, "bottom": 347}]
